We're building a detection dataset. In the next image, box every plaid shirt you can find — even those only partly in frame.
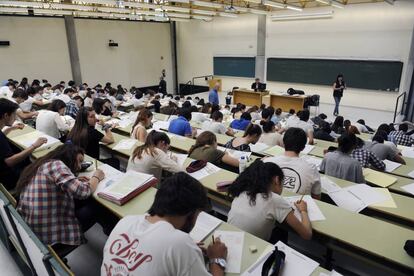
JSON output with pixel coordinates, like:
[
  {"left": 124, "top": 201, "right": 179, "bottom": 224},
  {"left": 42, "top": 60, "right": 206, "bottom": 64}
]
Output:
[
  {"left": 351, "top": 148, "right": 385, "bottom": 171},
  {"left": 389, "top": 130, "right": 414, "bottom": 147},
  {"left": 17, "top": 160, "right": 91, "bottom": 246},
  {"left": 65, "top": 100, "right": 79, "bottom": 119}
]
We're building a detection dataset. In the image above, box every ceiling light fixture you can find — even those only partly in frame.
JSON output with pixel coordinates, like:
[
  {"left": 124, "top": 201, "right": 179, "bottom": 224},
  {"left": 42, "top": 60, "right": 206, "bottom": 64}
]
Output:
[{"left": 271, "top": 11, "right": 334, "bottom": 21}]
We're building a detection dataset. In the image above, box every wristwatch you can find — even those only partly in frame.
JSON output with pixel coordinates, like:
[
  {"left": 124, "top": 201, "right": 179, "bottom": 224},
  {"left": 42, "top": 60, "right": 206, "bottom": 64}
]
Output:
[{"left": 209, "top": 258, "right": 227, "bottom": 270}]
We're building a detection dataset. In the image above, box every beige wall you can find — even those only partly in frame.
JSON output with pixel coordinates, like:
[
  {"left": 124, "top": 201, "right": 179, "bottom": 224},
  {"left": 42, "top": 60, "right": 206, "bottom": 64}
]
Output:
[
  {"left": 176, "top": 1, "right": 414, "bottom": 111},
  {"left": 0, "top": 16, "right": 72, "bottom": 84}
]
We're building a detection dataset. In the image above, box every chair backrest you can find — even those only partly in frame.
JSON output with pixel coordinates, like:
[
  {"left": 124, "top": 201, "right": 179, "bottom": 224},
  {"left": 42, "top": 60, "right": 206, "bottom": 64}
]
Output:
[
  {"left": 0, "top": 185, "right": 19, "bottom": 246},
  {"left": 46, "top": 245, "right": 75, "bottom": 276},
  {"left": 0, "top": 183, "right": 17, "bottom": 207},
  {"left": 7, "top": 205, "right": 52, "bottom": 276}
]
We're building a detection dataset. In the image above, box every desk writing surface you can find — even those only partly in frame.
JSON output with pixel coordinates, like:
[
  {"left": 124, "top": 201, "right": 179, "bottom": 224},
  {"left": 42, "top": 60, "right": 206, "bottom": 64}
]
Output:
[{"left": 5, "top": 125, "right": 35, "bottom": 138}]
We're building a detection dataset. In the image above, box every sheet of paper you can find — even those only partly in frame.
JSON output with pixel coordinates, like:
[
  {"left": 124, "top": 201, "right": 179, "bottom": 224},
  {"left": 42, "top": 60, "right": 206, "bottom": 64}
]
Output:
[
  {"left": 363, "top": 168, "right": 397, "bottom": 188},
  {"left": 249, "top": 142, "right": 270, "bottom": 153},
  {"left": 113, "top": 139, "right": 137, "bottom": 151},
  {"left": 275, "top": 241, "right": 319, "bottom": 276},
  {"left": 78, "top": 164, "right": 124, "bottom": 195},
  {"left": 284, "top": 195, "right": 326, "bottom": 222},
  {"left": 264, "top": 145, "right": 285, "bottom": 156},
  {"left": 401, "top": 183, "right": 414, "bottom": 196},
  {"left": 170, "top": 153, "right": 188, "bottom": 168},
  {"left": 152, "top": 120, "right": 170, "bottom": 131},
  {"left": 241, "top": 248, "right": 273, "bottom": 276},
  {"left": 118, "top": 118, "right": 133, "bottom": 128},
  {"left": 218, "top": 146, "right": 252, "bottom": 160},
  {"left": 319, "top": 271, "right": 343, "bottom": 276},
  {"left": 344, "top": 184, "right": 389, "bottom": 206},
  {"left": 383, "top": 159, "right": 402, "bottom": 173},
  {"left": 301, "top": 155, "right": 322, "bottom": 170},
  {"left": 320, "top": 176, "right": 342, "bottom": 193},
  {"left": 104, "top": 171, "right": 153, "bottom": 198},
  {"left": 302, "top": 144, "right": 315, "bottom": 155},
  {"left": 370, "top": 188, "right": 397, "bottom": 208},
  {"left": 408, "top": 170, "right": 414, "bottom": 178},
  {"left": 13, "top": 130, "right": 60, "bottom": 151},
  {"left": 401, "top": 148, "right": 414, "bottom": 158},
  {"left": 189, "top": 162, "right": 221, "bottom": 180},
  {"left": 328, "top": 189, "right": 367, "bottom": 213},
  {"left": 189, "top": 212, "right": 222, "bottom": 243},
  {"left": 214, "top": 231, "right": 244, "bottom": 274}
]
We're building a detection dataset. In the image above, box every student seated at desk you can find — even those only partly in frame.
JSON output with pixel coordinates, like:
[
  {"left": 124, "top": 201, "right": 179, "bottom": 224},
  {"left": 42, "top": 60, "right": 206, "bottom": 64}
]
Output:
[
  {"left": 102, "top": 173, "right": 228, "bottom": 276},
  {"left": 65, "top": 95, "right": 83, "bottom": 119},
  {"left": 314, "top": 122, "right": 336, "bottom": 142},
  {"left": 355, "top": 119, "right": 373, "bottom": 133},
  {"left": 225, "top": 124, "right": 262, "bottom": 152},
  {"left": 11, "top": 89, "right": 38, "bottom": 121},
  {"left": 55, "top": 87, "right": 74, "bottom": 104},
  {"left": 351, "top": 138, "right": 385, "bottom": 171},
  {"left": 151, "top": 95, "right": 161, "bottom": 113},
  {"left": 19, "top": 86, "right": 44, "bottom": 112},
  {"left": 287, "top": 109, "right": 314, "bottom": 145},
  {"left": 201, "top": 111, "right": 234, "bottom": 136},
  {"left": 189, "top": 131, "right": 239, "bottom": 168},
  {"left": 230, "top": 112, "right": 252, "bottom": 131},
  {"left": 271, "top": 108, "right": 283, "bottom": 125},
  {"left": 320, "top": 133, "right": 365, "bottom": 183},
  {"left": 389, "top": 123, "right": 414, "bottom": 147},
  {"left": 36, "top": 99, "right": 71, "bottom": 140},
  {"left": 258, "top": 121, "right": 283, "bottom": 147},
  {"left": 0, "top": 99, "right": 47, "bottom": 190},
  {"left": 127, "top": 131, "right": 182, "bottom": 180},
  {"left": 168, "top": 108, "right": 197, "bottom": 137},
  {"left": 264, "top": 128, "right": 321, "bottom": 199},
  {"left": 257, "top": 107, "right": 273, "bottom": 125},
  {"left": 366, "top": 132, "right": 406, "bottom": 165},
  {"left": 16, "top": 144, "right": 114, "bottom": 255},
  {"left": 228, "top": 160, "right": 312, "bottom": 242},
  {"left": 331, "top": 116, "right": 345, "bottom": 135},
  {"left": 67, "top": 107, "right": 117, "bottom": 167},
  {"left": 83, "top": 89, "right": 95, "bottom": 108},
  {"left": 131, "top": 109, "right": 153, "bottom": 143}
]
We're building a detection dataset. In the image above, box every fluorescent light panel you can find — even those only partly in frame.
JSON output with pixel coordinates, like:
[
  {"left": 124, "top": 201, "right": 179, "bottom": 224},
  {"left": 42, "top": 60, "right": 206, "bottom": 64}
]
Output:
[
  {"left": 264, "top": 0, "right": 285, "bottom": 9},
  {"left": 0, "top": 1, "right": 44, "bottom": 8},
  {"left": 271, "top": 11, "right": 334, "bottom": 21},
  {"left": 218, "top": 12, "right": 238, "bottom": 18},
  {"left": 285, "top": 4, "right": 303, "bottom": 11},
  {"left": 331, "top": 0, "right": 345, "bottom": 8},
  {"left": 192, "top": 1, "right": 223, "bottom": 9},
  {"left": 192, "top": 9, "right": 216, "bottom": 15},
  {"left": 0, "top": 7, "right": 28, "bottom": 13},
  {"left": 162, "top": 6, "right": 190, "bottom": 13},
  {"left": 192, "top": 14, "right": 213, "bottom": 20}
]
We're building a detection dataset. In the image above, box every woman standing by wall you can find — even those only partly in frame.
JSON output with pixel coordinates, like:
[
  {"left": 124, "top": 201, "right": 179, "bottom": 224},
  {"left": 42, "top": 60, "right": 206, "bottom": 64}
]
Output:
[{"left": 333, "top": 74, "right": 346, "bottom": 116}]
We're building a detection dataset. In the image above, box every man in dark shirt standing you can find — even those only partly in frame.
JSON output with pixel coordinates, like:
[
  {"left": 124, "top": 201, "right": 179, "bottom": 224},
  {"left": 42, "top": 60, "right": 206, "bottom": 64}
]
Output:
[
  {"left": 158, "top": 76, "right": 167, "bottom": 95},
  {"left": 251, "top": 78, "right": 265, "bottom": 92}
]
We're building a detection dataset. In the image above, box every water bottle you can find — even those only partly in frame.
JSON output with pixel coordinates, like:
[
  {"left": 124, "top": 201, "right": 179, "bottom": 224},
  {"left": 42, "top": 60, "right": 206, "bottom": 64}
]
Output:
[{"left": 239, "top": 156, "right": 247, "bottom": 174}]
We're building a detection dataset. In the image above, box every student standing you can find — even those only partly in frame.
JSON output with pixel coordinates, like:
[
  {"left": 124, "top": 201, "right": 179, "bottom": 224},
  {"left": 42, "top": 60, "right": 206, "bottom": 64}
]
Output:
[
  {"left": 228, "top": 160, "right": 312, "bottom": 241},
  {"left": 36, "top": 99, "right": 71, "bottom": 139},
  {"left": 208, "top": 83, "right": 220, "bottom": 105},
  {"left": 102, "top": 172, "right": 228, "bottom": 276},
  {"left": 264, "top": 128, "right": 321, "bottom": 199},
  {"left": 0, "top": 99, "right": 47, "bottom": 189},
  {"left": 333, "top": 74, "right": 346, "bottom": 116},
  {"left": 131, "top": 109, "right": 153, "bottom": 143}
]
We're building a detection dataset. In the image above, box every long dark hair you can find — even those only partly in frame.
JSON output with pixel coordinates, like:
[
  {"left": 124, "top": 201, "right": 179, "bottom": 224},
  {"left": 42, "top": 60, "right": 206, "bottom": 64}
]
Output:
[
  {"left": 67, "top": 107, "right": 93, "bottom": 149},
  {"left": 243, "top": 123, "right": 262, "bottom": 138},
  {"left": 131, "top": 130, "right": 171, "bottom": 161},
  {"left": 48, "top": 99, "right": 66, "bottom": 112},
  {"left": 188, "top": 131, "right": 217, "bottom": 156},
  {"left": 15, "top": 144, "right": 84, "bottom": 194},
  {"left": 131, "top": 109, "right": 153, "bottom": 134},
  {"left": 228, "top": 160, "right": 284, "bottom": 206},
  {"left": 336, "top": 74, "right": 344, "bottom": 86}
]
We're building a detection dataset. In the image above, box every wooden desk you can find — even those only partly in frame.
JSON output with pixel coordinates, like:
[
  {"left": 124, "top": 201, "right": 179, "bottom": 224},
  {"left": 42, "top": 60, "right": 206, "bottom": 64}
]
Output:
[
  {"left": 268, "top": 94, "right": 307, "bottom": 112},
  {"left": 233, "top": 89, "right": 268, "bottom": 107}
]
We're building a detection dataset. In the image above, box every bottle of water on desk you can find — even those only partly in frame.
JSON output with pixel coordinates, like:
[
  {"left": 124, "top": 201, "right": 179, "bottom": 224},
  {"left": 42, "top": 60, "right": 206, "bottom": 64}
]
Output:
[{"left": 239, "top": 155, "right": 247, "bottom": 174}]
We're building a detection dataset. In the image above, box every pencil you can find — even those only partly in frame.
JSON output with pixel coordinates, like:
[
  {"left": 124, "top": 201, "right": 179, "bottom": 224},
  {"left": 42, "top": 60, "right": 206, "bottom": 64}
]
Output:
[
  {"left": 299, "top": 195, "right": 305, "bottom": 202},
  {"left": 95, "top": 159, "right": 98, "bottom": 170},
  {"left": 212, "top": 235, "right": 215, "bottom": 244}
]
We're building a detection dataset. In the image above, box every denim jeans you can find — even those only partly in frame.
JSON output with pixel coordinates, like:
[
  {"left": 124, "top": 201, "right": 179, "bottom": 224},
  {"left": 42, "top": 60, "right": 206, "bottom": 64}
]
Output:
[{"left": 334, "top": 96, "right": 341, "bottom": 115}]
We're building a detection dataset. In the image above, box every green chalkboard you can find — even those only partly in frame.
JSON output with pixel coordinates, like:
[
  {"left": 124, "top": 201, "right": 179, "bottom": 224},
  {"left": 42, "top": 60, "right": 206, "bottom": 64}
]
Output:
[
  {"left": 266, "top": 58, "right": 403, "bottom": 91},
  {"left": 214, "top": 57, "right": 256, "bottom": 78}
]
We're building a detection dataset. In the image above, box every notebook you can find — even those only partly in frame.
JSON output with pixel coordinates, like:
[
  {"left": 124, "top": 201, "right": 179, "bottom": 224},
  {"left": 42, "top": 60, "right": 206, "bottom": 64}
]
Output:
[{"left": 363, "top": 168, "right": 397, "bottom": 188}]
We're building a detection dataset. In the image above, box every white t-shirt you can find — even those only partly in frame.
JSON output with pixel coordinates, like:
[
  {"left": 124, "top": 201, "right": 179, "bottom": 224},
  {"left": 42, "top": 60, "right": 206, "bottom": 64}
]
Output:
[
  {"left": 264, "top": 155, "right": 321, "bottom": 196},
  {"left": 101, "top": 215, "right": 210, "bottom": 276},
  {"left": 54, "top": 93, "right": 71, "bottom": 104},
  {"left": 132, "top": 98, "right": 145, "bottom": 108},
  {"left": 0, "top": 86, "right": 12, "bottom": 99},
  {"left": 201, "top": 121, "right": 227, "bottom": 135},
  {"left": 84, "top": 97, "right": 93, "bottom": 107},
  {"left": 228, "top": 192, "right": 292, "bottom": 240},
  {"left": 354, "top": 122, "right": 369, "bottom": 133},
  {"left": 19, "top": 96, "right": 35, "bottom": 112},
  {"left": 36, "top": 110, "right": 70, "bottom": 138},
  {"left": 288, "top": 119, "right": 314, "bottom": 134},
  {"left": 258, "top": 132, "right": 283, "bottom": 147},
  {"left": 192, "top": 112, "right": 209, "bottom": 123}
]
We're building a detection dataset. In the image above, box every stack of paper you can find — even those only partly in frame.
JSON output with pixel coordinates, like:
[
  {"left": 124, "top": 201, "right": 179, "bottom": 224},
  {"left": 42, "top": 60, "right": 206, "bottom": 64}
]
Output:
[
  {"left": 363, "top": 168, "right": 397, "bottom": 188},
  {"left": 14, "top": 130, "right": 60, "bottom": 152},
  {"left": 113, "top": 139, "right": 137, "bottom": 151},
  {"left": 189, "top": 162, "right": 221, "bottom": 180},
  {"left": 284, "top": 195, "right": 326, "bottom": 222},
  {"left": 263, "top": 145, "right": 285, "bottom": 156},
  {"left": 214, "top": 231, "right": 244, "bottom": 274},
  {"left": 302, "top": 144, "right": 315, "bottom": 155},
  {"left": 249, "top": 142, "right": 270, "bottom": 154},
  {"left": 383, "top": 160, "right": 402, "bottom": 173},
  {"left": 328, "top": 189, "right": 367, "bottom": 213},
  {"left": 344, "top": 184, "right": 389, "bottom": 206},
  {"left": 189, "top": 212, "right": 222, "bottom": 243},
  {"left": 320, "top": 176, "right": 342, "bottom": 193},
  {"left": 401, "top": 183, "right": 414, "bottom": 196}
]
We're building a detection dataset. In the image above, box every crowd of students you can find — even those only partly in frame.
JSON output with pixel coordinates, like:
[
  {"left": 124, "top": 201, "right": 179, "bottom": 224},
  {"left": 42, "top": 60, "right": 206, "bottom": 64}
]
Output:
[{"left": 1, "top": 77, "right": 413, "bottom": 275}]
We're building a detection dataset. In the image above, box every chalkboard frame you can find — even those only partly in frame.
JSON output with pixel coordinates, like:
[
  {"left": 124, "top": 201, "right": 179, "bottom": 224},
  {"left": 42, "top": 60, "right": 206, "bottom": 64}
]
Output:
[
  {"left": 213, "top": 56, "right": 256, "bottom": 78},
  {"left": 266, "top": 57, "right": 403, "bottom": 92}
]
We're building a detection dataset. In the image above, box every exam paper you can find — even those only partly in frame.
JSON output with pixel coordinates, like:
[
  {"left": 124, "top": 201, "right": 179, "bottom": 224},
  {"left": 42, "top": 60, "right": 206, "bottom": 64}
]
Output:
[
  {"left": 218, "top": 146, "right": 251, "bottom": 160},
  {"left": 302, "top": 144, "right": 315, "bottom": 155},
  {"left": 170, "top": 153, "right": 188, "bottom": 168},
  {"left": 189, "top": 162, "right": 221, "bottom": 180},
  {"left": 14, "top": 131, "right": 60, "bottom": 152},
  {"left": 370, "top": 188, "right": 397, "bottom": 208},
  {"left": 344, "top": 184, "right": 389, "bottom": 206},
  {"left": 78, "top": 164, "right": 124, "bottom": 195},
  {"left": 249, "top": 142, "right": 270, "bottom": 153},
  {"left": 320, "top": 176, "right": 342, "bottom": 193},
  {"left": 328, "top": 189, "right": 367, "bottom": 213},
  {"left": 152, "top": 120, "right": 170, "bottom": 131},
  {"left": 113, "top": 139, "right": 137, "bottom": 151},
  {"left": 401, "top": 148, "right": 414, "bottom": 158},
  {"left": 214, "top": 231, "right": 244, "bottom": 274},
  {"left": 275, "top": 241, "right": 319, "bottom": 276},
  {"left": 189, "top": 212, "right": 222, "bottom": 243},
  {"left": 264, "top": 145, "right": 285, "bottom": 156},
  {"left": 104, "top": 171, "right": 153, "bottom": 198},
  {"left": 284, "top": 195, "right": 326, "bottom": 222},
  {"left": 383, "top": 160, "right": 402, "bottom": 173},
  {"left": 401, "top": 183, "right": 414, "bottom": 196},
  {"left": 408, "top": 170, "right": 414, "bottom": 179}
]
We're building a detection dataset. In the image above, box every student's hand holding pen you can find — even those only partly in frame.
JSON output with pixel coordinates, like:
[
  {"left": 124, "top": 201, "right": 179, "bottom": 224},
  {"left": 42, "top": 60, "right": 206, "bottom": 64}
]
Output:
[{"left": 294, "top": 196, "right": 308, "bottom": 214}]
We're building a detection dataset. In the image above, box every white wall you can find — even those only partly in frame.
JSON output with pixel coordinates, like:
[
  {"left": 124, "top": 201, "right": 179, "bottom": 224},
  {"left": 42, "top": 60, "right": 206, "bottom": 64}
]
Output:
[
  {"left": 75, "top": 19, "right": 173, "bottom": 88},
  {"left": 176, "top": 1, "right": 414, "bottom": 111},
  {"left": 0, "top": 16, "right": 72, "bottom": 84}
]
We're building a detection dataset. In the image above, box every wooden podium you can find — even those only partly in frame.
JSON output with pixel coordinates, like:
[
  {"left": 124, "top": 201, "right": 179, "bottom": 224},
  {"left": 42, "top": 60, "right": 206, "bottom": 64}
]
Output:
[
  {"left": 268, "top": 94, "right": 306, "bottom": 112},
  {"left": 233, "top": 89, "right": 269, "bottom": 106},
  {"left": 208, "top": 78, "right": 222, "bottom": 92}
]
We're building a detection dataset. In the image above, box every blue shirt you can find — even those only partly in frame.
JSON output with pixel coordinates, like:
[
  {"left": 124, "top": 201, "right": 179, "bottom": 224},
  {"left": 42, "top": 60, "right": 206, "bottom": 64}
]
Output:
[
  {"left": 168, "top": 116, "right": 192, "bottom": 136},
  {"left": 208, "top": 89, "right": 219, "bottom": 105},
  {"left": 230, "top": 119, "right": 251, "bottom": 131}
]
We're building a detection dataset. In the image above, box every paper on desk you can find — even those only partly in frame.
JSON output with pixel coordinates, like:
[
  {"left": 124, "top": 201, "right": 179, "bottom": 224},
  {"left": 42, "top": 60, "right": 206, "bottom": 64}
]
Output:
[
  {"left": 264, "top": 145, "right": 285, "bottom": 156},
  {"left": 401, "top": 183, "right": 414, "bottom": 196},
  {"left": 383, "top": 159, "right": 402, "bottom": 173},
  {"left": 78, "top": 164, "right": 124, "bottom": 195},
  {"left": 284, "top": 195, "right": 326, "bottom": 222},
  {"left": 113, "top": 139, "right": 137, "bottom": 151},
  {"left": 328, "top": 189, "right": 367, "bottom": 213},
  {"left": 170, "top": 153, "right": 188, "bottom": 168},
  {"left": 118, "top": 118, "right": 133, "bottom": 128},
  {"left": 214, "top": 231, "right": 244, "bottom": 274},
  {"left": 401, "top": 148, "right": 414, "bottom": 158},
  {"left": 369, "top": 188, "right": 397, "bottom": 208},
  {"left": 320, "top": 176, "right": 342, "bottom": 193},
  {"left": 189, "top": 212, "right": 222, "bottom": 243},
  {"left": 344, "top": 184, "right": 389, "bottom": 206},
  {"left": 363, "top": 168, "right": 397, "bottom": 188},
  {"left": 152, "top": 120, "right": 170, "bottom": 131},
  {"left": 249, "top": 142, "right": 270, "bottom": 153},
  {"left": 218, "top": 146, "right": 251, "bottom": 160},
  {"left": 14, "top": 130, "right": 60, "bottom": 152},
  {"left": 320, "top": 270, "right": 343, "bottom": 276},
  {"left": 103, "top": 171, "right": 153, "bottom": 198},
  {"left": 408, "top": 170, "right": 414, "bottom": 179},
  {"left": 301, "top": 155, "right": 322, "bottom": 170},
  {"left": 189, "top": 162, "right": 221, "bottom": 180},
  {"left": 241, "top": 246, "right": 274, "bottom": 276},
  {"left": 302, "top": 144, "right": 315, "bottom": 155}
]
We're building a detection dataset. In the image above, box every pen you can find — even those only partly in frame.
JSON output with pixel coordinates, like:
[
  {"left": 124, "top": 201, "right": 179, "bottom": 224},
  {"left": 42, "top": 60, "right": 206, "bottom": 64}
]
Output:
[
  {"left": 299, "top": 195, "right": 304, "bottom": 202},
  {"left": 212, "top": 235, "right": 215, "bottom": 244},
  {"left": 95, "top": 159, "right": 98, "bottom": 170}
]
